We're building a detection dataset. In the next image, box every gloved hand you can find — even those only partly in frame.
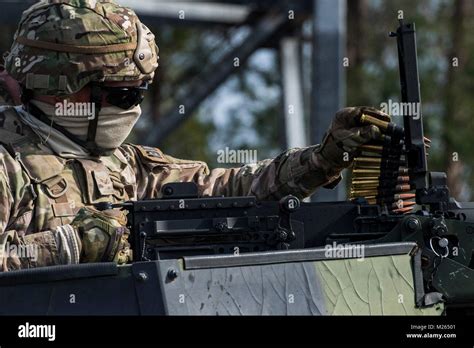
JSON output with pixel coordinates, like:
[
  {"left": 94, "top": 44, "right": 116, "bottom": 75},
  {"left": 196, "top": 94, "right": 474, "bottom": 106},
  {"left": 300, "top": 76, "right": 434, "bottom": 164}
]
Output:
[
  {"left": 70, "top": 207, "right": 132, "bottom": 264},
  {"left": 315, "top": 106, "right": 389, "bottom": 171},
  {"left": 13, "top": 207, "right": 131, "bottom": 269}
]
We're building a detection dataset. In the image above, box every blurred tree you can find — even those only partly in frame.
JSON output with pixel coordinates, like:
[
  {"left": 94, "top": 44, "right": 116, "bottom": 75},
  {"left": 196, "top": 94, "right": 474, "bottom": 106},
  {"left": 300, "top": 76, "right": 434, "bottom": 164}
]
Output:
[
  {"left": 130, "top": 26, "right": 221, "bottom": 164},
  {"left": 443, "top": 0, "right": 466, "bottom": 199},
  {"left": 347, "top": 0, "right": 369, "bottom": 104},
  {"left": 132, "top": 23, "right": 283, "bottom": 168}
]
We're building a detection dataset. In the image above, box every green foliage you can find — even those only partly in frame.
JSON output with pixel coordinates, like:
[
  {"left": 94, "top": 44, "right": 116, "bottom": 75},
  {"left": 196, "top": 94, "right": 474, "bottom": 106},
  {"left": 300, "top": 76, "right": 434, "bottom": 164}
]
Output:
[
  {"left": 160, "top": 115, "right": 216, "bottom": 163},
  {"left": 135, "top": 21, "right": 283, "bottom": 168},
  {"left": 347, "top": 0, "right": 474, "bottom": 199}
]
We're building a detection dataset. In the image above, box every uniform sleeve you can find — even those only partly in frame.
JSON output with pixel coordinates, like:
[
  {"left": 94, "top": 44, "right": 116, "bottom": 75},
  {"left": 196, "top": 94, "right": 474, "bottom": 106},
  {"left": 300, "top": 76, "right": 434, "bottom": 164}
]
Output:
[
  {"left": 0, "top": 148, "right": 28, "bottom": 271},
  {"left": 120, "top": 144, "right": 342, "bottom": 201},
  {"left": 0, "top": 161, "right": 13, "bottom": 235}
]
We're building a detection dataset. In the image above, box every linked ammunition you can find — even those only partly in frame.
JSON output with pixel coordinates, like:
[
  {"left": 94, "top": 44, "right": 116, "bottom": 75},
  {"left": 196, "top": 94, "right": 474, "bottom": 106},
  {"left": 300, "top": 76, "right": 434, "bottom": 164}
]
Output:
[
  {"left": 358, "top": 144, "right": 383, "bottom": 153},
  {"left": 350, "top": 193, "right": 417, "bottom": 205},
  {"left": 352, "top": 168, "right": 409, "bottom": 175},
  {"left": 352, "top": 181, "right": 413, "bottom": 190},
  {"left": 350, "top": 115, "right": 417, "bottom": 214},
  {"left": 360, "top": 114, "right": 388, "bottom": 129},
  {"left": 394, "top": 193, "right": 416, "bottom": 200},
  {"left": 350, "top": 185, "right": 412, "bottom": 196},
  {"left": 395, "top": 184, "right": 412, "bottom": 191},
  {"left": 350, "top": 189, "right": 378, "bottom": 196},
  {"left": 352, "top": 180, "right": 380, "bottom": 185},
  {"left": 360, "top": 114, "right": 404, "bottom": 137},
  {"left": 391, "top": 207, "right": 414, "bottom": 214},
  {"left": 391, "top": 201, "right": 415, "bottom": 209},
  {"left": 354, "top": 157, "right": 381, "bottom": 164},
  {"left": 362, "top": 111, "right": 392, "bottom": 123},
  {"left": 352, "top": 169, "right": 382, "bottom": 174},
  {"left": 351, "top": 175, "right": 410, "bottom": 183}
]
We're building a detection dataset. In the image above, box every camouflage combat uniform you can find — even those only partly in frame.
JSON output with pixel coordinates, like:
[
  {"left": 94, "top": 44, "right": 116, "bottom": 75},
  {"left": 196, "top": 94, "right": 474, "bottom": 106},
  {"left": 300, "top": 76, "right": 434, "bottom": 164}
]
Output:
[{"left": 0, "top": 105, "right": 343, "bottom": 271}]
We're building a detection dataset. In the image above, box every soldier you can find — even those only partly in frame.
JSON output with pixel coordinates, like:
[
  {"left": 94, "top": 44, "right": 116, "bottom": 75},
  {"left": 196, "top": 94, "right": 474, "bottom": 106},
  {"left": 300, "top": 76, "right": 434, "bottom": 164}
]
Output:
[{"left": 0, "top": 0, "right": 388, "bottom": 271}]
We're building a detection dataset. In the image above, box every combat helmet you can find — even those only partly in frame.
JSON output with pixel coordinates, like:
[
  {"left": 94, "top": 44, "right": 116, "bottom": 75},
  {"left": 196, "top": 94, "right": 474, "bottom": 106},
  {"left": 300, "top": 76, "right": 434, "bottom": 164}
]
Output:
[
  {"left": 4, "top": 0, "right": 159, "bottom": 96},
  {"left": 3, "top": 0, "right": 159, "bottom": 155}
]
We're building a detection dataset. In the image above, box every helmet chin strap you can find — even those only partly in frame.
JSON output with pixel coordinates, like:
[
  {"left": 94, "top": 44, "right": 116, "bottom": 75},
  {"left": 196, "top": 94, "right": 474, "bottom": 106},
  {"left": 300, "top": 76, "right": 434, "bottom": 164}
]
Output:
[{"left": 86, "top": 84, "right": 103, "bottom": 156}]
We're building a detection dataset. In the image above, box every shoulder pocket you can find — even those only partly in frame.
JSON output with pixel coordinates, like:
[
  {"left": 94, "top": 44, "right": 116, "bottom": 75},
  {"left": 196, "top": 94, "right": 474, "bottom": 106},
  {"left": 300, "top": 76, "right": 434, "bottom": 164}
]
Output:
[{"left": 134, "top": 145, "right": 168, "bottom": 164}]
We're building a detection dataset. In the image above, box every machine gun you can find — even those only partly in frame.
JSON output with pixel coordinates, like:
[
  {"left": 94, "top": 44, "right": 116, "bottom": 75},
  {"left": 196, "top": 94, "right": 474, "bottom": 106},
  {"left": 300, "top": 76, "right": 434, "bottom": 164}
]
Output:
[{"left": 112, "top": 182, "right": 305, "bottom": 260}]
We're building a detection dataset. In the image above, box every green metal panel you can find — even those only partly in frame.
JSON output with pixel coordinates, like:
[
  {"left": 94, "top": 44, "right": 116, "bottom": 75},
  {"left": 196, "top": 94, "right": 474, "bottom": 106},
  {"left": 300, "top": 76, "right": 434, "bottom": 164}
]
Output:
[{"left": 315, "top": 254, "right": 444, "bottom": 315}]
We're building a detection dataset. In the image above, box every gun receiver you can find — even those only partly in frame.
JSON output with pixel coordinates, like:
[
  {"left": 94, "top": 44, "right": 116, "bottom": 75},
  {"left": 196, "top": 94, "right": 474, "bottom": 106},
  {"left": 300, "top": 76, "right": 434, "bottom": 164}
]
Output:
[{"left": 118, "top": 183, "right": 304, "bottom": 260}]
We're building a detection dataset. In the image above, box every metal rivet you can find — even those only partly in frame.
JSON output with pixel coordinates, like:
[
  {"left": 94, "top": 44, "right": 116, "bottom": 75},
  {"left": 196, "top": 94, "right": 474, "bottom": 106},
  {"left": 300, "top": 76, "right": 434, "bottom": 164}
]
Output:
[
  {"left": 137, "top": 271, "right": 148, "bottom": 282},
  {"left": 438, "top": 238, "right": 449, "bottom": 248},
  {"left": 167, "top": 268, "right": 178, "bottom": 280}
]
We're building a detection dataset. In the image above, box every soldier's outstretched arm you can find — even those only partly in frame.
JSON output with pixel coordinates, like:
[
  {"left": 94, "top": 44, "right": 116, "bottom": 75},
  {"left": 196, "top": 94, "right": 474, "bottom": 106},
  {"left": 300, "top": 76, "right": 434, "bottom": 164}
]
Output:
[
  {"left": 121, "top": 142, "right": 339, "bottom": 200},
  {"left": 123, "top": 107, "right": 385, "bottom": 200}
]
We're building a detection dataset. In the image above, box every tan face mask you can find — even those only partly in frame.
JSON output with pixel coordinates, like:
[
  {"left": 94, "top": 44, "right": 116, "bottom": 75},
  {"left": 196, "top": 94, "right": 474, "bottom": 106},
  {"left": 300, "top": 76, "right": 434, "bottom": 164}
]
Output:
[{"left": 29, "top": 100, "right": 141, "bottom": 156}]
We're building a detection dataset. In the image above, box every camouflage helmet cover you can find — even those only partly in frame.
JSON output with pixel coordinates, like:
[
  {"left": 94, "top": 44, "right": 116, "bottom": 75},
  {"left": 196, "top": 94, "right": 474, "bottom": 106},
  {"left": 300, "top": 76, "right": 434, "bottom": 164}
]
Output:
[{"left": 4, "top": 0, "right": 159, "bottom": 96}]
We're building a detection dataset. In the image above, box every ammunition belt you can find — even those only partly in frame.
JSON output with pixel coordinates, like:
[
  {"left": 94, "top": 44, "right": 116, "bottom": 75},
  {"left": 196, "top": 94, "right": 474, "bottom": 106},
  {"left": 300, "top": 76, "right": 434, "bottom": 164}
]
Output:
[{"left": 350, "top": 113, "right": 429, "bottom": 214}]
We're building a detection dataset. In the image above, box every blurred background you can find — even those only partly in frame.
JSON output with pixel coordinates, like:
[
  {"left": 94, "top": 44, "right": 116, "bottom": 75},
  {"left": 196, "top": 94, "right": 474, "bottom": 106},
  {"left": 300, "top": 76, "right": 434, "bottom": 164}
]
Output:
[{"left": 1, "top": 0, "right": 473, "bottom": 201}]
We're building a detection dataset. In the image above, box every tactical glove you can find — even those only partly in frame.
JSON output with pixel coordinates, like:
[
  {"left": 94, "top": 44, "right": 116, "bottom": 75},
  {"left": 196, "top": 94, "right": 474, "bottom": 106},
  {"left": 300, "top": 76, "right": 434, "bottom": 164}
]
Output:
[
  {"left": 12, "top": 207, "right": 131, "bottom": 269},
  {"left": 70, "top": 207, "right": 132, "bottom": 264},
  {"left": 314, "top": 106, "right": 389, "bottom": 173}
]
